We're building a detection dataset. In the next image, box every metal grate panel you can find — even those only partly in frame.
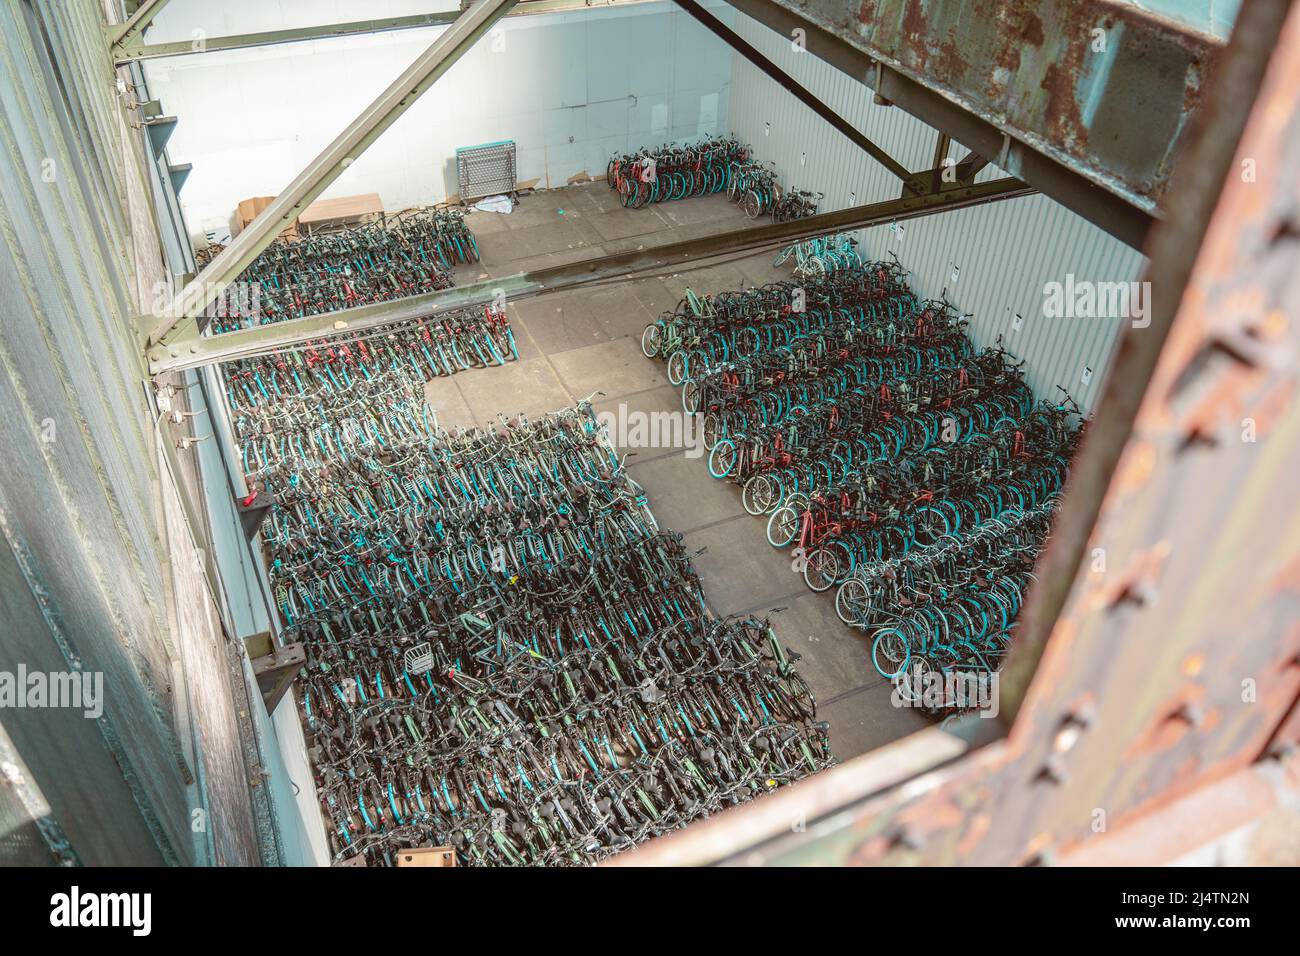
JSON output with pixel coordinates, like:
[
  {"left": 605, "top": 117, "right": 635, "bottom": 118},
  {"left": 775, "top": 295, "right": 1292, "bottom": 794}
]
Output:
[{"left": 456, "top": 139, "right": 516, "bottom": 203}]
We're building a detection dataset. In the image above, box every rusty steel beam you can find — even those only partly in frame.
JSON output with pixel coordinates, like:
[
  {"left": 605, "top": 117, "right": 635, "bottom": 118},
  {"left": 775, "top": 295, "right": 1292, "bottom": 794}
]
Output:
[
  {"left": 1059, "top": 750, "right": 1300, "bottom": 866},
  {"left": 1000, "top": 0, "right": 1295, "bottom": 722},
  {"left": 725, "top": 0, "right": 1226, "bottom": 248},
  {"left": 618, "top": 0, "right": 1300, "bottom": 867}
]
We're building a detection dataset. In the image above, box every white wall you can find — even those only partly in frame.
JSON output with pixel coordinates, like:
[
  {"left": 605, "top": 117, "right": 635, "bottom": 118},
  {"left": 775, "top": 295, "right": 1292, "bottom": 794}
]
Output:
[
  {"left": 726, "top": 13, "right": 1147, "bottom": 413},
  {"left": 144, "top": 1, "right": 734, "bottom": 241}
]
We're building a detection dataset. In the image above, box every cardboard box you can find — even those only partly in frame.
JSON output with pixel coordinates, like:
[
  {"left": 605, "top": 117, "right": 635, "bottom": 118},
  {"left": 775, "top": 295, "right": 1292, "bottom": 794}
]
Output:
[{"left": 234, "top": 196, "right": 298, "bottom": 240}]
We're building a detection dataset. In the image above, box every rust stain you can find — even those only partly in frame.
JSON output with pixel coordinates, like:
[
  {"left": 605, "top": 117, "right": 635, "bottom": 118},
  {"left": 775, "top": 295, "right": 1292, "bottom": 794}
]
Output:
[
  {"left": 1124, "top": 684, "right": 1206, "bottom": 761},
  {"left": 1109, "top": 541, "right": 1172, "bottom": 605},
  {"left": 935, "top": 38, "right": 965, "bottom": 85},
  {"left": 1041, "top": 63, "right": 1087, "bottom": 149},
  {"left": 891, "top": 794, "right": 965, "bottom": 839},
  {"left": 1174, "top": 362, "right": 1272, "bottom": 445},
  {"left": 1038, "top": 2, "right": 1092, "bottom": 149},
  {"left": 1248, "top": 376, "right": 1298, "bottom": 439},
  {"left": 1022, "top": 13, "right": 1045, "bottom": 47},
  {"left": 1023, "top": 830, "right": 1054, "bottom": 857},
  {"left": 847, "top": 833, "right": 893, "bottom": 864},
  {"left": 987, "top": 8, "right": 1045, "bottom": 104},
  {"left": 900, "top": 0, "right": 930, "bottom": 71}
]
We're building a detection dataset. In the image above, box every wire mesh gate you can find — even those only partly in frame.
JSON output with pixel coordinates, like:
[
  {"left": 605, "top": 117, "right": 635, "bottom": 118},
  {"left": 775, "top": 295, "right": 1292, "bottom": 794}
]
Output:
[{"left": 456, "top": 140, "right": 517, "bottom": 204}]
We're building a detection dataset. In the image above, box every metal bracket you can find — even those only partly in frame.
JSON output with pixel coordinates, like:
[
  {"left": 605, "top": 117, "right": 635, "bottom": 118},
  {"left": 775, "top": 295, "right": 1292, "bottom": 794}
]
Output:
[
  {"left": 106, "top": 0, "right": 178, "bottom": 60},
  {"left": 244, "top": 635, "right": 306, "bottom": 714},
  {"left": 236, "top": 489, "right": 273, "bottom": 542}
]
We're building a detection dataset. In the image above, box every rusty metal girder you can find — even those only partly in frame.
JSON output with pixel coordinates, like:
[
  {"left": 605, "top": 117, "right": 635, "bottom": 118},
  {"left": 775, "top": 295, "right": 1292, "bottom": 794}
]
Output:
[
  {"left": 617, "top": 0, "right": 1300, "bottom": 867},
  {"left": 729, "top": 0, "right": 1226, "bottom": 247}
]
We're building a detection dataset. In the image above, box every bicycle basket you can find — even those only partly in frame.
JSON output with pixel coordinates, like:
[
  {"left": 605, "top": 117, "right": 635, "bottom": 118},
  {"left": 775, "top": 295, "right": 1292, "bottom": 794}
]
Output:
[{"left": 403, "top": 642, "right": 435, "bottom": 674}]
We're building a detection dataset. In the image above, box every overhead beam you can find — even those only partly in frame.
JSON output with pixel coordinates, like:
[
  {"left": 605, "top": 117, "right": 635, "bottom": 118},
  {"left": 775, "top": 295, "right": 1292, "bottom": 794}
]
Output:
[
  {"left": 930, "top": 131, "right": 950, "bottom": 170},
  {"left": 723, "top": 0, "right": 1224, "bottom": 249},
  {"left": 672, "top": 0, "right": 921, "bottom": 195},
  {"left": 109, "top": 1, "right": 660, "bottom": 64},
  {"left": 145, "top": 0, "right": 520, "bottom": 349},
  {"left": 114, "top": 11, "right": 458, "bottom": 62},
  {"left": 106, "top": 0, "right": 175, "bottom": 51},
  {"left": 147, "top": 176, "right": 1035, "bottom": 373}
]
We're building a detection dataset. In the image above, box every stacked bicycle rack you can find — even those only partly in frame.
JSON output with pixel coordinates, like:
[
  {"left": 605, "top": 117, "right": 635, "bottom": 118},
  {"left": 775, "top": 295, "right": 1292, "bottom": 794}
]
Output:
[
  {"left": 606, "top": 136, "right": 748, "bottom": 208},
  {"left": 203, "top": 206, "right": 480, "bottom": 331},
  {"left": 605, "top": 137, "right": 821, "bottom": 222},
  {"left": 640, "top": 263, "right": 1081, "bottom": 718},
  {"left": 212, "top": 216, "right": 833, "bottom": 866}
]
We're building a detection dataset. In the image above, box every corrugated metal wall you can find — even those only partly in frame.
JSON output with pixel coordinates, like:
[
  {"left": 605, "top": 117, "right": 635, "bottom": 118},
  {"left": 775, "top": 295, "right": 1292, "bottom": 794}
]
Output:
[
  {"left": 727, "top": 12, "right": 1147, "bottom": 412},
  {"left": 0, "top": 0, "right": 261, "bottom": 866}
]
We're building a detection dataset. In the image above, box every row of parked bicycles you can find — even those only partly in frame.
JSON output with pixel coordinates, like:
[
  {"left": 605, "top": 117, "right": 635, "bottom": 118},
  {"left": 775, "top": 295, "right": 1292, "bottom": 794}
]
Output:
[
  {"left": 641, "top": 263, "right": 1082, "bottom": 718},
  {"left": 605, "top": 137, "right": 819, "bottom": 224},
  {"left": 606, "top": 136, "right": 750, "bottom": 208},
  {"left": 222, "top": 303, "right": 516, "bottom": 417},
  {"left": 228, "top": 275, "right": 835, "bottom": 862},
  {"left": 775, "top": 233, "right": 864, "bottom": 279},
  {"left": 212, "top": 206, "right": 518, "bottom": 494},
  {"left": 728, "top": 160, "right": 821, "bottom": 222},
  {"left": 203, "top": 207, "right": 480, "bottom": 333}
]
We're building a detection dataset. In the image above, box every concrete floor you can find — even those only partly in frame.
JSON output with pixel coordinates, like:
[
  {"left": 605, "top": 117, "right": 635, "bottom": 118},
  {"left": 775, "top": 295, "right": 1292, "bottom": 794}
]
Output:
[{"left": 428, "top": 181, "right": 930, "bottom": 762}]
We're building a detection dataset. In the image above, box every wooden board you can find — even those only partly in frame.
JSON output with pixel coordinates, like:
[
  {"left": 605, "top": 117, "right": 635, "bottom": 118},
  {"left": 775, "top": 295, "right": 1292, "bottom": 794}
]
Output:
[
  {"left": 298, "top": 192, "right": 384, "bottom": 228},
  {"left": 395, "top": 846, "right": 457, "bottom": 867}
]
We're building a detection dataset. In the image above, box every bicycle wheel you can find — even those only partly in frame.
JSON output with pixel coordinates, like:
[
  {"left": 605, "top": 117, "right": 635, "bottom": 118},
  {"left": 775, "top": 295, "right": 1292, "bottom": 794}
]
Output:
[
  {"left": 735, "top": 326, "right": 760, "bottom": 357},
  {"left": 741, "top": 473, "right": 774, "bottom": 516},
  {"left": 666, "top": 350, "right": 689, "bottom": 386},
  {"left": 640, "top": 322, "right": 663, "bottom": 357},
  {"left": 765, "top": 504, "right": 799, "bottom": 548},
  {"left": 802, "top": 546, "right": 840, "bottom": 592},
  {"left": 835, "top": 577, "right": 872, "bottom": 627},
  {"left": 682, "top": 379, "right": 702, "bottom": 414},
  {"left": 871, "top": 629, "right": 911, "bottom": 680},
  {"left": 702, "top": 412, "right": 724, "bottom": 450},
  {"left": 707, "top": 439, "right": 737, "bottom": 479}
]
